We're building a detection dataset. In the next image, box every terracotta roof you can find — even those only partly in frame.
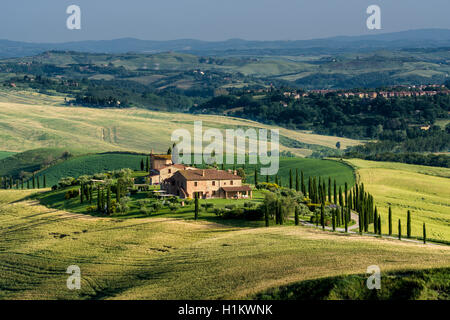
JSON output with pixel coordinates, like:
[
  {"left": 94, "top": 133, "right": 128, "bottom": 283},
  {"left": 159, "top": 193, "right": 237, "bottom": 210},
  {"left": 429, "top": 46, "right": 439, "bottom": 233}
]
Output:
[
  {"left": 151, "top": 154, "right": 172, "bottom": 160},
  {"left": 221, "top": 185, "right": 252, "bottom": 192},
  {"left": 175, "top": 169, "right": 242, "bottom": 181}
]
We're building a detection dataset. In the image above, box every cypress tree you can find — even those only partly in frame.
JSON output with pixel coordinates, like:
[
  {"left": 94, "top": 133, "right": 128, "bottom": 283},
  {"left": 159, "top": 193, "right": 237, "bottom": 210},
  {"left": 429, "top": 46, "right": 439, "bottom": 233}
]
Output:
[
  {"left": 338, "top": 186, "right": 343, "bottom": 207},
  {"left": 423, "top": 223, "right": 426, "bottom": 244},
  {"left": 378, "top": 217, "right": 382, "bottom": 236},
  {"left": 333, "top": 180, "right": 337, "bottom": 204},
  {"left": 294, "top": 206, "right": 299, "bottom": 226},
  {"left": 254, "top": 169, "right": 258, "bottom": 186},
  {"left": 106, "top": 187, "right": 112, "bottom": 215},
  {"left": 43, "top": 175, "right": 46, "bottom": 188},
  {"left": 320, "top": 203, "right": 325, "bottom": 230},
  {"left": 37, "top": 176, "right": 40, "bottom": 189},
  {"left": 266, "top": 174, "right": 269, "bottom": 183},
  {"left": 89, "top": 185, "right": 93, "bottom": 204},
  {"left": 80, "top": 185, "right": 84, "bottom": 204},
  {"left": 398, "top": 219, "right": 402, "bottom": 240},
  {"left": 32, "top": 175, "right": 35, "bottom": 189},
  {"left": 265, "top": 206, "right": 269, "bottom": 227},
  {"left": 194, "top": 192, "right": 199, "bottom": 220},
  {"left": 21, "top": 179, "right": 24, "bottom": 190},
  {"left": 275, "top": 174, "right": 279, "bottom": 186},
  {"left": 146, "top": 156, "right": 150, "bottom": 173},
  {"left": 332, "top": 210, "right": 336, "bottom": 231},
  {"left": 308, "top": 176, "right": 312, "bottom": 199},
  {"left": 140, "top": 158, "right": 144, "bottom": 171},
  {"left": 358, "top": 211, "right": 363, "bottom": 233},
  {"left": 407, "top": 210, "right": 411, "bottom": 238},
  {"left": 388, "top": 207, "right": 392, "bottom": 235},
  {"left": 344, "top": 210, "right": 348, "bottom": 232},
  {"left": 27, "top": 180, "right": 30, "bottom": 189},
  {"left": 374, "top": 207, "right": 378, "bottom": 233},
  {"left": 301, "top": 171, "right": 305, "bottom": 195},
  {"left": 295, "top": 169, "right": 299, "bottom": 192},
  {"left": 97, "top": 186, "right": 101, "bottom": 211},
  {"left": 289, "top": 169, "right": 293, "bottom": 189},
  {"left": 344, "top": 182, "right": 348, "bottom": 207},
  {"left": 328, "top": 177, "right": 332, "bottom": 202}
]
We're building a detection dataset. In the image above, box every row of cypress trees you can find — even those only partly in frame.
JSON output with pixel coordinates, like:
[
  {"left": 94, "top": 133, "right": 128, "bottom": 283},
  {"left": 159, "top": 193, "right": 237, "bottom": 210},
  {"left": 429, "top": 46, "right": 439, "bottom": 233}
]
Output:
[{"left": 0, "top": 175, "right": 47, "bottom": 189}]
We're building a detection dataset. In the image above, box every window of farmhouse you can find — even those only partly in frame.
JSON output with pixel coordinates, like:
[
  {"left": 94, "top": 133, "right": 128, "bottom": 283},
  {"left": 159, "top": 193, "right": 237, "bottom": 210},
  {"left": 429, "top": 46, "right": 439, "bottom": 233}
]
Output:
[
  {"left": 194, "top": 182, "right": 198, "bottom": 187},
  {"left": 212, "top": 181, "right": 216, "bottom": 186},
  {"left": 230, "top": 180, "right": 234, "bottom": 185}
]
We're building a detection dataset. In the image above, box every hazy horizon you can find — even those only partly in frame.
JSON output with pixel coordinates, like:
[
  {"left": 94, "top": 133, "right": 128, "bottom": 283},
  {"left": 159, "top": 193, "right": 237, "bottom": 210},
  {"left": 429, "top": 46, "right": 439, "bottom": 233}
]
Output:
[{"left": 1, "top": 1, "right": 450, "bottom": 43}]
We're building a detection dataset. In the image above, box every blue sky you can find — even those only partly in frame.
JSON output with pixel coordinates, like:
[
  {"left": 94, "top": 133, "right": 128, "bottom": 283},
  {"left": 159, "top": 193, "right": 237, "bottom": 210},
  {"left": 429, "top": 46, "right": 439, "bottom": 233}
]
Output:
[{"left": 1, "top": 0, "right": 450, "bottom": 42}]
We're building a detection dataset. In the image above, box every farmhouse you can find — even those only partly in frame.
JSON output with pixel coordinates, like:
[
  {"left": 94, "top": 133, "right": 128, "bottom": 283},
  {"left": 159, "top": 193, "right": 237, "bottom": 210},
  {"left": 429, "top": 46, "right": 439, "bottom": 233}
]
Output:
[
  {"left": 148, "top": 152, "right": 195, "bottom": 184},
  {"left": 162, "top": 169, "right": 252, "bottom": 199}
]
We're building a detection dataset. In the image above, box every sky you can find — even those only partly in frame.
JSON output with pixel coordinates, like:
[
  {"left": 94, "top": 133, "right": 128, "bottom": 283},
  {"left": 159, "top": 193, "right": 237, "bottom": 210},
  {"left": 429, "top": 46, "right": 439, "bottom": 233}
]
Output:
[{"left": 1, "top": 0, "right": 450, "bottom": 43}]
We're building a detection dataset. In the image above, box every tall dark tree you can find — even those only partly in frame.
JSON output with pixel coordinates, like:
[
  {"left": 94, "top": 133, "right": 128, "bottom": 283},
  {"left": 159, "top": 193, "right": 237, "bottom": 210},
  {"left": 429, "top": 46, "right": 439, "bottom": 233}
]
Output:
[
  {"left": 289, "top": 169, "right": 293, "bottom": 189},
  {"left": 423, "top": 223, "right": 426, "bottom": 244},
  {"left": 194, "top": 192, "right": 199, "bottom": 220},
  {"left": 107, "top": 187, "right": 112, "bottom": 215},
  {"left": 275, "top": 174, "right": 279, "bottom": 186},
  {"left": 140, "top": 158, "right": 144, "bottom": 171},
  {"left": 301, "top": 171, "right": 305, "bottom": 195},
  {"left": 344, "top": 209, "right": 348, "bottom": 232},
  {"left": 328, "top": 177, "right": 332, "bottom": 202},
  {"left": 407, "top": 210, "right": 412, "bottom": 238},
  {"left": 332, "top": 210, "right": 336, "bottom": 231},
  {"left": 254, "top": 169, "right": 258, "bottom": 186},
  {"left": 32, "top": 175, "right": 36, "bottom": 189},
  {"left": 26, "top": 180, "right": 30, "bottom": 189},
  {"left": 320, "top": 203, "right": 325, "bottom": 230},
  {"left": 266, "top": 174, "right": 269, "bottom": 183},
  {"left": 295, "top": 169, "right": 299, "bottom": 192},
  {"left": 97, "top": 186, "right": 101, "bottom": 212},
  {"left": 146, "top": 156, "right": 150, "bottom": 173},
  {"left": 43, "top": 175, "right": 46, "bottom": 188},
  {"left": 80, "top": 185, "right": 84, "bottom": 204},
  {"left": 344, "top": 182, "right": 348, "bottom": 207},
  {"left": 37, "top": 176, "right": 40, "bottom": 189},
  {"left": 398, "top": 219, "right": 402, "bottom": 240},
  {"left": 388, "top": 207, "right": 393, "bottom": 236},
  {"left": 294, "top": 206, "right": 299, "bottom": 226},
  {"left": 265, "top": 205, "right": 269, "bottom": 227},
  {"left": 378, "top": 217, "right": 382, "bottom": 236},
  {"left": 333, "top": 180, "right": 337, "bottom": 204}
]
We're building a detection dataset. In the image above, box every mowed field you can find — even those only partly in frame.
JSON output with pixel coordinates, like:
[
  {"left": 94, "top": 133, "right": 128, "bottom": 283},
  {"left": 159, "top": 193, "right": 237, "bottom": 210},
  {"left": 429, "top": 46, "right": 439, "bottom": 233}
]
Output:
[
  {"left": 0, "top": 96, "right": 361, "bottom": 155},
  {"left": 346, "top": 159, "right": 450, "bottom": 242},
  {"left": 0, "top": 190, "right": 449, "bottom": 300}
]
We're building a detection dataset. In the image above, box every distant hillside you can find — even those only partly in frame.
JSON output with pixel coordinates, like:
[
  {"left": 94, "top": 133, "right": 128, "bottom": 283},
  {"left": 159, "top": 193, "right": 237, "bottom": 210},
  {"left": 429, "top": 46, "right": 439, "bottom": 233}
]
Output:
[{"left": 1, "top": 29, "right": 450, "bottom": 58}]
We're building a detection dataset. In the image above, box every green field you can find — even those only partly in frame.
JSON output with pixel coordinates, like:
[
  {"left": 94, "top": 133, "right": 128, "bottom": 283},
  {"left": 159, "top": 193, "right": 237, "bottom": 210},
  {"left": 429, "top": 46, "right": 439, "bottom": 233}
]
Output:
[
  {"left": 0, "top": 151, "right": 15, "bottom": 160},
  {"left": 35, "top": 152, "right": 147, "bottom": 187},
  {"left": 346, "top": 159, "right": 450, "bottom": 242},
  {"left": 255, "top": 268, "right": 450, "bottom": 300},
  {"left": 0, "top": 99, "right": 361, "bottom": 155},
  {"left": 1, "top": 190, "right": 449, "bottom": 300}
]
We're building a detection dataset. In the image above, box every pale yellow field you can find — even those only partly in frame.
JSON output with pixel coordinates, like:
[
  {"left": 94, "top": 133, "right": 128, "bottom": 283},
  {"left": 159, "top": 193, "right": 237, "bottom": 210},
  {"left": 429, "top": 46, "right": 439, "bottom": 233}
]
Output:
[
  {"left": 0, "top": 190, "right": 449, "bottom": 300},
  {"left": 346, "top": 159, "right": 450, "bottom": 242},
  {"left": 0, "top": 91, "right": 361, "bottom": 154}
]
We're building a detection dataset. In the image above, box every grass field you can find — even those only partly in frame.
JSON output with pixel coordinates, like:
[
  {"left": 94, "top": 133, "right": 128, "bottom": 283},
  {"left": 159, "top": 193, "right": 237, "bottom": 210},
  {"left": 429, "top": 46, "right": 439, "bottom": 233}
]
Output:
[
  {"left": 35, "top": 152, "right": 147, "bottom": 187},
  {"left": 255, "top": 268, "right": 450, "bottom": 300},
  {"left": 346, "top": 159, "right": 450, "bottom": 242},
  {"left": 1, "top": 190, "right": 449, "bottom": 300},
  {"left": 0, "top": 100, "right": 361, "bottom": 154},
  {"left": 0, "top": 151, "right": 15, "bottom": 160}
]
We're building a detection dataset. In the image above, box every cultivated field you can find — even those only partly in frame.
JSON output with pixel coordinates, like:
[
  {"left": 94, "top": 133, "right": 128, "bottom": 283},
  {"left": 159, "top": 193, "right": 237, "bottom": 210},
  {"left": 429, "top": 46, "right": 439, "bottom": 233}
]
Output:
[
  {"left": 0, "top": 97, "right": 361, "bottom": 154},
  {"left": 0, "top": 190, "right": 449, "bottom": 300},
  {"left": 346, "top": 159, "right": 450, "bottom": 242}
]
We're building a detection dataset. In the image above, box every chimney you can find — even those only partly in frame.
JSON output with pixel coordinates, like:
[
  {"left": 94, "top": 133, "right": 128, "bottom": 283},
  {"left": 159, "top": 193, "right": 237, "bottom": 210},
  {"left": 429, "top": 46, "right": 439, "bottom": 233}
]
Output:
[{"left": 202, "top": 170, "right": 205, "bottom": 177}]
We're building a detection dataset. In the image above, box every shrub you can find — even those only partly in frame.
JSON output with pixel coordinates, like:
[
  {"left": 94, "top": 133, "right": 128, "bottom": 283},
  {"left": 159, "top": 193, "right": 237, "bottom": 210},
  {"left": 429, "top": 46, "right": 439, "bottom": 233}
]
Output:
[
  {"left": 244, "top": 202, "right": 255, "bottom": 208},
  {"left": 64, "top": 189, "right": 78, "bottom": 200},
  {"left": 86, "top": 205, "right": 97, "bottom": 212},
  {"left": 225, "top": 204, "right": 237, "bottom": 210},
  {"left": 140, "top": 206, "right": 152, "bottom": 215},
  {"left": 169, "top": 204, "right": 179, "bottom": 212}
]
